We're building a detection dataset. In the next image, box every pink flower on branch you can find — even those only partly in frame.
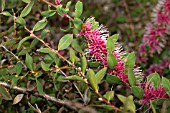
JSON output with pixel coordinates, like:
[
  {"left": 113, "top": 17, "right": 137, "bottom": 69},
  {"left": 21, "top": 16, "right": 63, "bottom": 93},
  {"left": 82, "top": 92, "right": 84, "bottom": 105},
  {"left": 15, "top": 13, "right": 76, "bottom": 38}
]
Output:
[
  {"left": 141, "top": 83, "right": 169, "bottom": 104},
  {"left": 55, "top": 0, "right": 61, "bottom": 5},
  {"left": 78, "top": 17, "right": 141, "bottom": 84}
]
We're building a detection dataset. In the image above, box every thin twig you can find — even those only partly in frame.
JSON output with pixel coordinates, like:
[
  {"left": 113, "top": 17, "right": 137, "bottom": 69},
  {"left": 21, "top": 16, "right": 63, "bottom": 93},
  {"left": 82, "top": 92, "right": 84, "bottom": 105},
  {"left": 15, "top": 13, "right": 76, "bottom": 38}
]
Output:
[
  {"left": 0, "top": 81, "right": 98, "bottom": 113},
  {"left": 59, "top": 69, "right": 84, "bottom": 102},
  {"left": 24, "top": 26, "right": 84, "bottom": 78},
  {"left": 0, "top": 45, "right": 27, "bottom": 69},
  {"left": 41, "top": 0, "right": 74, "bottom": 22},
  {"left": 95, "top": 91, "right": 121, "bottom": 112},
  {"left": 24, "top": 20, "right": 120, "bottom": 110}
]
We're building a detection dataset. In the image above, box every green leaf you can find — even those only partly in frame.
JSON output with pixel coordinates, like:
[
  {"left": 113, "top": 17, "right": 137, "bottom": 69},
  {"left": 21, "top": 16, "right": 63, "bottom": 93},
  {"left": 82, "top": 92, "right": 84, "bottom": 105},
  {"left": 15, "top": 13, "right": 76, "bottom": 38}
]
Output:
[
  {"left": 65, "top": 1, "right": 72, "bottom": 11},
  {"left": 124, "top": 52, "right": 136, "bottom": 74},
  {"left": 147, "top": 72, "right": 161, "bottom": 89},
  {"left": 71, "top": 39, "right": 82, "bottom": 52},
  {"left": 117, "top": 95, "right": 136, "bottom": 113},
  {"left": 57, "top": 5, "right": 66, "bottom": 16},
  {"left": 93, "top": 105, "right": 116, "bottom": 111},
  {"left": 80, "top": 55, "right": 87, "bottom": 75},
  {"left": 88, "top": 61, "right": 102, "bottom": 68},
  {"left": 36, "top": 79, "right": 45, "bottom": 95},
  {"left": 95, "top": 67, "right": 107, "bottom": 84},
  {"left": 32, "top": 18, "right": 48, "bottom": 32},
  {"left": 128, "top": 69, "right": 136, "bottom": 86},
  {"left": 103, "top": 91, "right": 114, "bottom": 102},
  {"left": 13, "top": 94, "right": 24, "bottom": 105},
  {"left": 107, "top": 54, "right": 117, "bottom": 69},
  {"left": 131, "top": 86, "right": 144, "bottom": 99},
  {"left": 1, "top": 0, "right": 5, "bottom": 11},
  {"left": 22, "top": 0, "right": 31, "bottom": 3},
  {"left": 117, "top": 94, "right": 126, "bottom": 103},
  {"left": 58, "top": 34, "right": 73, "bottom": 51},
  {"left": 11, "top": 77, "right": 20, "bottom": 87},
  {"left": 16, "top": 17, "right": 26, "bottom": 26},
  {"left": 65, "top": 75, "right": 86, "bottom": 83},
  {"left": 75, "top": 1, "right": 83, "bottom": 18},
  {"left": 87, "top": 69, "right": 98, "bottom": 92},
  {"left": 41, "top": 61, "right": 50, "bottom": 71},
  {"left": 162, "top": 77, "right": 170, "bottom": 96},
  {"left": 17, "top": 36, "right": 31, "bottom": 50},
  {"left": 0, "top": 11, "right": 12, "bottom": 17},
  {"left": 106, "top": 34, "right": 119, "bottom": 52},
  {"left": 126, "top": 95, "right": 136, "bottom": 113},
  {"left": 150, "top": 101, "right": 156, "bottom": 113},
  {"left": 25, "top": 53, "right": 33, "bottom": 72},
  {"left": 41, "top": 10, "right": 57, "bottom": 18},
  {"left": 0, "top": 86, "right": 12, "bottom": 100},
  {"left": 37, "top": 48, "right": 53, "bottom": 54},
  {"left": 20, "top": 0, "right": 34, "bottom": 17},
  {"left": 74, "top": 18, "right": 83, "bottom": 29},
  {"left": 106, "top": 74, "right": 122, "bottom": 84},
  {"left": 70, "top": 48, "right": 76, "bottom": 64},
  {"left": 15, "top": 62, "right": 22, "bottom": 75}
]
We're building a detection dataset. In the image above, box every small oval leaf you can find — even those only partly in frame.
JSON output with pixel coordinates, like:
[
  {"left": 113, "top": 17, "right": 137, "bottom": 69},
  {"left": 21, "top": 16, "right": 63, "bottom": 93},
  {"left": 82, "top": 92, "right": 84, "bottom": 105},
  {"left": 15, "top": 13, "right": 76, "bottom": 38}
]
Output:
[
  {"left": 41, "top": 10, "right": 57, "bottom": 18},
  {"left": 65, "top": 75, "right": 85, "bottom": 82},
  {"left": 75, "top": 1, "right": 83, "bottom": 18},
  {"left": 81, "top": 55, "right": 87, "bottom": 75},
  {"left": 16, "top": 17, "right": 26, "bottom": 26},
  {"left": 95, "top": 67, "right": 107, "bottom": 84},
  {"left": 13, "top": 94, "right": 24, "bottom": 105},
  {"left": 36, "top": 79, "right": 44, "bottom": 95},
  {"left": 32, "top": 18, "right": 48, "bottom": 32},
  {"left": 15, "top": 62, "right": 22, "bottom": 75},
  {"left": 87, "top": 69, "right": 98, "bottom": 92},
  {"left": 106, "top": 34, "right": 119, "bottom": 53},
  {"left": 20, "top": 0, "right": 34, "bottom": 17},
  {"left": 107, "top": 54, "right": 117, "bottom": 69},
  {"left": 131, "top": 86, "right": 144, "bottom": 99},
  {"left": 0, "top": 11, "right": 12, "bottom": 17},
  {"left": 124, "top": 52, "right": 136, "bottom": 74},
  {"left": 41, "top": 61, "right": 50, "bottom": 71},
  {"left": 162, "top": 77, "right": 170, "bottom": 96},
  {"left": 58, "top": 34, "right": 73, "bottom": 51},
  {"left": 17, "top": 36, "right": 31, "bottom": 50},
  {"left": 25, "top": 53, "right": 33, "bottom": 72}
]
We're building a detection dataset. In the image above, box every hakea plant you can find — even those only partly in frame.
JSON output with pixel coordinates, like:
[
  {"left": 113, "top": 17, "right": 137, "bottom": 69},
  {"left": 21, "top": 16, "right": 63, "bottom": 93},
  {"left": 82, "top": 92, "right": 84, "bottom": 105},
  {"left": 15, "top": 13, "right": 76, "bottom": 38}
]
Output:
[
  {"left": 77, "top": 17, "right": 142, "bottom": 84},
  {"left": 137, "top": 0, "right": 170, "bottom": 78},
  {"left": 78, "top": 17, "right": 169, "bottom": 106},
  {"left": 139, "top": 0, "right": 170, "bottom": 55},
  {"left": 1, "top": 0, "right": 170, "bottom": 112}
]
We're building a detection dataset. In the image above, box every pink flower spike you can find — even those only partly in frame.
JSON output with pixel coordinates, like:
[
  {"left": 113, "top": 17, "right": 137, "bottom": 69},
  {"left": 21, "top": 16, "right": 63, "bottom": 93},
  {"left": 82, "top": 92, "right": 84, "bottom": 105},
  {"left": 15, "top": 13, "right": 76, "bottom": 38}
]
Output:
[
  {"left": 164, "top": 1, "right": 170, "bottom": 13},
  {"left": 141, "top": 83, "right": 169, "bottom": 105},
  {"left": 55, "top": 0, "right": 61, "bottom": 5},
  {"left": 157, "top": 11, "right": 170, "bottom": 24}
]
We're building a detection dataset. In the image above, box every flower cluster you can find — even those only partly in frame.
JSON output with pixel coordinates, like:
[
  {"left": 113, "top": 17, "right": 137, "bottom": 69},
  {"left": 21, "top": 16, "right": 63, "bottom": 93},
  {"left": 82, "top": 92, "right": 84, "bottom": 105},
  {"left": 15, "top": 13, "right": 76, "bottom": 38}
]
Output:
[
  {"left": 144, "top": 57, "right": 170, "bottom": 76},
  {"left": 139, "top": 0, "right": 170, "bottom": 55},
  {"left": 55, "top": 0, "right": 61, "bottom": 5},
  {"left": 78, "top": 17, "right": 141, "bottom": 84},
  {"left": 77, "top": 17, "right": 169, "bottom": 105},
  {"left": 141, "top": 83, "right": 169, "bottom": 104}
]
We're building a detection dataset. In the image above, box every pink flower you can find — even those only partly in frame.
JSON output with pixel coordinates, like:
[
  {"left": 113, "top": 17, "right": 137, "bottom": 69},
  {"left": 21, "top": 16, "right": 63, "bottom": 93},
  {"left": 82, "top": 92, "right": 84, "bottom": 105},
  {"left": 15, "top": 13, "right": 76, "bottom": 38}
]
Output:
[
  {"left": 157, "top": 11, "right": 170, "bottom": 24},
  {"left": 141, "top": 83, "right": 168, "bottom": 104},
  {"left": 61, "top": 14, "right": 68, "bottom": 18},
  {"left": 78, "top": 17, "right": 141, "bottom": 84},
  {"left": 55, "top": 0, "right": 60, "bottom": 5},
  {"left": 164, "top": 1, "right": 170, "bottom": 13},
  {"left": 144, "top": 57, "right": 170, "bottom": 76}
]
